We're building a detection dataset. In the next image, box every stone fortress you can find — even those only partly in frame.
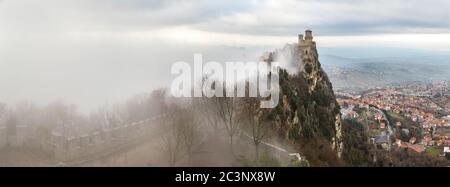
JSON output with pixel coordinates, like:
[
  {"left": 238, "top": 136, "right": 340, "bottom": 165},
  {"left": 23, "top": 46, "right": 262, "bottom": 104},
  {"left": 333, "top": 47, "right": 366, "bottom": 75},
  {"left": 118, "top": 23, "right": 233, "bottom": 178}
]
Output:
[
  {"left": 298, "top": 29, "right": 322, "bottom": 93},
  {"left": 261, "top": 29, "right": 321, "bottom": 93},
  {"left": 298, "top": 29, "right": 316, "bottom": 48},
  {"left": 260, "top": 30, "right": 343, "bottom": 158}
]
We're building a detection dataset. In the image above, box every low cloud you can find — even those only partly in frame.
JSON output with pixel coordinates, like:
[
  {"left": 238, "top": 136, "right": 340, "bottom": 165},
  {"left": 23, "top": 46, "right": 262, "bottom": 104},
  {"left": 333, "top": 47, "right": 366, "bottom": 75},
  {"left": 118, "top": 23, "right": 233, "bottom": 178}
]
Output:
[{"left": 1, "top": 0, "right": 450, "bottom": 111}]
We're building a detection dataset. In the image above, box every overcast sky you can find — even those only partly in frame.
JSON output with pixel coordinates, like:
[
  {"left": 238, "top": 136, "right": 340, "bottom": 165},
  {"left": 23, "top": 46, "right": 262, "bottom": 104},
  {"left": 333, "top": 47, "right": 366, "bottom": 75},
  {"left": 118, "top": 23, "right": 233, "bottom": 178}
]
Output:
[{"left": 1, "top": 0, "right": 450, "bottom": 112}]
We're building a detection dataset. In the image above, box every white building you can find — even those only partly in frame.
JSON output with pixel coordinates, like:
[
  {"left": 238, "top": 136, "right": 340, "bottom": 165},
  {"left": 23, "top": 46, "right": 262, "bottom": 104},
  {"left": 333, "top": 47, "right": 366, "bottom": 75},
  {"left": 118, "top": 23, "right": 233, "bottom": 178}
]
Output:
[{"left": 444, "top": 147, "right": 450, "bottom": 155}]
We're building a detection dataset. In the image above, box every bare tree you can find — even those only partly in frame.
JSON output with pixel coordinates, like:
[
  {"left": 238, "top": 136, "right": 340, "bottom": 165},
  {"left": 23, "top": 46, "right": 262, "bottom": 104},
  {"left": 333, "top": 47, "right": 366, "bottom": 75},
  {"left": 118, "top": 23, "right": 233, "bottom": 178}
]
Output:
[
  {"left": 212, "top": 95, "right": 240, "bottom": 154},
  {"left": 149, "top": 89, "right": 168, "bottom": 117},
  {"left": 239, "top": 97, "right": 271, "bottom": 159},
  {"left": 160, "top": 120, "right": 186, "bottom": 166},
  {"left": 194, "top": 97, "right": 221, "bottom": 134},
  {"left": 195, "top": 76, "right": 241, "bottom": 154},
  {"left": 180, "top": 107, "right": 201, "bottom": 164},
  {"left": 160, "top": 102, "right": 200, "bottom": 166},
  {"left": 42, "top": 101, "right": 83, "bottom": 137},
  {"left": 123, "top": 93, "right": 153, "bottom": 122},
  {"left": 0, "top": 102, "right": 7, "bottom": 127},
  {"left": 89, "top": 104, "right": 123, "bottom": 130},
  {"left": 0, "top": 102, "right": 6, "bottom": 116}
]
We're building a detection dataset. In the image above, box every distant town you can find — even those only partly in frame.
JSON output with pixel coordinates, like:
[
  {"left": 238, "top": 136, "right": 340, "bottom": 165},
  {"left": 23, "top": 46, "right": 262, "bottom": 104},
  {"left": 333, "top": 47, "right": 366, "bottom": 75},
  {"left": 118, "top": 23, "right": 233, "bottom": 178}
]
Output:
[{"left": 337, "top": 81, "right": 450, "bottom": 158}]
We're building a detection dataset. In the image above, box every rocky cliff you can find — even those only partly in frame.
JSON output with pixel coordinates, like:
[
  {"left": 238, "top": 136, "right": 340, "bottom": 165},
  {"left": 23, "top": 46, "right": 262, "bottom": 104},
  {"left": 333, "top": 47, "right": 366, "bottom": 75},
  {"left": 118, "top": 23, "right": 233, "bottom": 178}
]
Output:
[{"left": 262, "top": 30, "right": 343, "bottom": 165}]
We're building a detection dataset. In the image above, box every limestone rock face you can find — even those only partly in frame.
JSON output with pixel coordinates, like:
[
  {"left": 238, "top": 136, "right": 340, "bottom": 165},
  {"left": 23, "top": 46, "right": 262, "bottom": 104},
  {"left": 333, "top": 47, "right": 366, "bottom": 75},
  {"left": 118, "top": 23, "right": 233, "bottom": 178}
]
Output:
[
  {"left": 263, "top": 30, "right": 343, "bottom": 160},
  {"left": 333, "top": 114, "right": 343, "bottom": 158},
  {"left": 299, "top": 30, "right": 343, "bottom": 158},
  {"left": 299, "top": 43, "right": 320, "bottom": 92}
]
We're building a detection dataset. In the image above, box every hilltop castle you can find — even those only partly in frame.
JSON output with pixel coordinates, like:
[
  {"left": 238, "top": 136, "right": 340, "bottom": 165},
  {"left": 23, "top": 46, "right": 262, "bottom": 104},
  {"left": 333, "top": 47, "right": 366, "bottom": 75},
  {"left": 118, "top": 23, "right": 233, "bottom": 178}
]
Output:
[
  {"left": 260, "top": 29, "right": 344, "bottom": 159},
  {"left": 297, "top": 30, "right": 320, "bottom": 92},
  {"left": 300, "top": 30, "right": 343, "bottom": 157},
  {"left": 298, "top": 29, "right": 316, "bottom": 48}
]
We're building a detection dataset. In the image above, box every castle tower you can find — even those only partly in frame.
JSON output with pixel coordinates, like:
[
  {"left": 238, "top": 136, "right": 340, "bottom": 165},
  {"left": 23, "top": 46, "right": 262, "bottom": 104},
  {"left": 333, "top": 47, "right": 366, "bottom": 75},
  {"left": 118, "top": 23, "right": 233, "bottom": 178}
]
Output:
[
  {"left": 298, "top": 29, "right": 315, "bottom": 47},
  {"left": 298, "top": 29, "right": 319, "bottom": 92},
  {"left": 304, "top": 29, "right": 313, "bottom": 41},
  {"left": 298, "top": 34, "right": 304, "bottom": 45}
]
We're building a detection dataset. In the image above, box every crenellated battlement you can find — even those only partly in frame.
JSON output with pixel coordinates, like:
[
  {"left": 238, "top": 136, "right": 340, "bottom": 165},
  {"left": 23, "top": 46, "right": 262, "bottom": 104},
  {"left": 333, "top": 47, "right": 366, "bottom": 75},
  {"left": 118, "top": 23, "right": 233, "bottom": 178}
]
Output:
[{"left": 298, "top": 29, "right": 316, "bottom": 47}]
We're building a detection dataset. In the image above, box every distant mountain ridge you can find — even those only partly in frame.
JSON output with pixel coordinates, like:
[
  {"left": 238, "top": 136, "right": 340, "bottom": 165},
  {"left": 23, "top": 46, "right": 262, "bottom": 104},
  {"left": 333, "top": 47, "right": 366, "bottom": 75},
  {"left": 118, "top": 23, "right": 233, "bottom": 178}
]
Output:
[{"left": 319, "top": 54, "right": 450, "bottom": 89}]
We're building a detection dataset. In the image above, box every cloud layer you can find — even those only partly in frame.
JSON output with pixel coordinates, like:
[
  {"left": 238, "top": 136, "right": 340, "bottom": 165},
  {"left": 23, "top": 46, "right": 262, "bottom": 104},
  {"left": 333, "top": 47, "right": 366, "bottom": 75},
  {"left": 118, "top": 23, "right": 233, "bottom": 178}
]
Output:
[{"left": 1, "top": 0, "right": 449, "bottom": 111}]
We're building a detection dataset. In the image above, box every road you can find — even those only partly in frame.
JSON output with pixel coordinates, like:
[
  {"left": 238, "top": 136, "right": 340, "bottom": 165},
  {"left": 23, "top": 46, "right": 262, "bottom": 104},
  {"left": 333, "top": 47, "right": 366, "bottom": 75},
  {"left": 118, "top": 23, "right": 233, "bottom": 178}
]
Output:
[{"left": 371, "top": 106, "right": 395, "bottom": 147}]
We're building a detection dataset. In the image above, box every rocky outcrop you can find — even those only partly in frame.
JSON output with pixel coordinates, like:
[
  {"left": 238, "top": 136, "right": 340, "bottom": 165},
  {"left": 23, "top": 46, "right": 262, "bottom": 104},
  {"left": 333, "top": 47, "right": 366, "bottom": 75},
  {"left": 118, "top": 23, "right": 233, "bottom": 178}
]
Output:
[{"left": 262, "top": 30, "right": 343, "bottom": 161}]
